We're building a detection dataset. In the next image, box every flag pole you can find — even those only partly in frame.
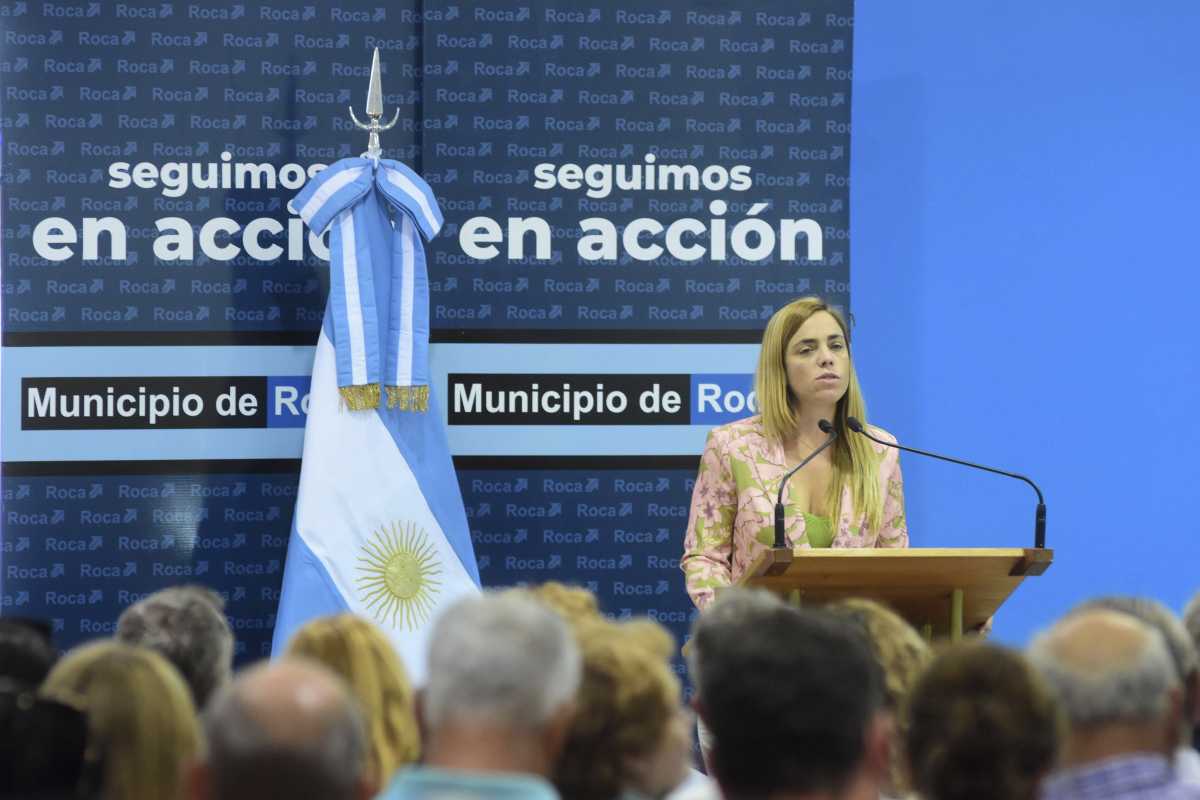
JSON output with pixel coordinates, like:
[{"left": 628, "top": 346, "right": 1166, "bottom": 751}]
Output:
[{"left": 348, "top": 48, "right": 399, "bottom": 161}]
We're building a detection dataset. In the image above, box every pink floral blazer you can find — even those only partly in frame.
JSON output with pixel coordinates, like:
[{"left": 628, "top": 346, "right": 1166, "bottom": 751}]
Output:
[{"left": 681, "top": 415, "right": 908, "bottom": 609}]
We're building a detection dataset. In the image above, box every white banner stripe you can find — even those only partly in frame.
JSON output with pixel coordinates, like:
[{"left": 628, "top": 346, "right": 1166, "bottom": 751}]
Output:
[
  {"left": 338, "top": 213, "right": 368, "bottom": 385},
  {"left": 385, "top": 169, "right": 440, "bottom": 236},
  {"left": 395, "top": 216, "right": 415, "bottom": 387},
  {"left": 299, "top": 166, "right": 365, "bottom": 230}
]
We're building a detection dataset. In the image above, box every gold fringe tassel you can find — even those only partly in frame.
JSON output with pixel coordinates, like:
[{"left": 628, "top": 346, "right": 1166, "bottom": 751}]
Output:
[
  {"left": 339, "top": 383, "right": 381, "bottom": 411},
  {"left": 386, "top": 384, "right": 429, "bottom": 412}
]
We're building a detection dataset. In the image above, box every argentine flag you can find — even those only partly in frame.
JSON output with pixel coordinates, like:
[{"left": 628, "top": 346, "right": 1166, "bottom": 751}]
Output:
[{"left": 271, "top": 158, "right": 479, "bottom": 681}]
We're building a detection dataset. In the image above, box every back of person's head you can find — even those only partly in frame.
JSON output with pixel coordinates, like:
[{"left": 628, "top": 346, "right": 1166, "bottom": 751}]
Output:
[
  {"left": 905, "top": 642, "right": 1062, "bottom": 800},
  {"left": 0, "top": 619, "right": 58, "bottom": 689},
  {"left": 1028, "top": 608, "right": 1180, "bottom": 730},
  {"left": 115, "top": 584, "right": 233, "bottom": 709},
  {"left": 518, "top": 580, "right": 603, "bottom": 626},
  {"left": 552, "top": 615, "right": 688, "bottom": 800},
  {"left": 0, "top": 679, "right": 95, "bottom": 798},
  {"left": 1074, "top": 594, "right": 1199, "bottom": 741},
  {"left": 825, "top": 598, "right": 932, "bottom": 797},
  {"left": 1074, "top": 596, "right": 1197, "bottom": 686},
  {"left": 689, "top": 588, "right": 884, "bottom": 799},
  {"left": 1185, "top": 591, "right": 1200, "bottom": 659},
  {"left": 423, "top": 592, "right": 582, "bottom": 734},
  {"left": 40, "top": 641, "right": 200, "bottom": 800},
  {"left": 286, "top": 614, "right": 420, "bottom": 787},
  {"left": 199, "top": 659, "right": 369, "bottom": 800},
  {"left": 1186, "top": 590, "right": 1200, "bottom": 740}
]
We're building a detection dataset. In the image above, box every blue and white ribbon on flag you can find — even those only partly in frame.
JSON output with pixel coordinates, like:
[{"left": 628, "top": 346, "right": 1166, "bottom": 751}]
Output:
[
  {"left": 290, "top": 157, "right": 443, "bottom": 411},
  {"left": 271, "top": 158, "right": 478, "bottom": 680}
]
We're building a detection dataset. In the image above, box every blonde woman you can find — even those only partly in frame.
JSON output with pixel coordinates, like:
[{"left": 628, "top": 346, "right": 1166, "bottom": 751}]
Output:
[
  {"left": 826, "top": 598, "right": 933, "bottom": 800},
  {"left": 286, "top": 614, "right": 420, "bottom": 788},
  {"left": 682, "top": 297, "right": 908, "bottom": 610},
  {"left": 523, "top": 584, "right": 692, "bottom": 800},
  {"left": 40, "top": 641, "right": 200, "bottom": 800}
]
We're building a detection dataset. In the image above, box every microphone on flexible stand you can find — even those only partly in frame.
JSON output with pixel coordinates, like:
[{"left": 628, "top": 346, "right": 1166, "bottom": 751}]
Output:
[
  {"left": 845, "top": 417, "right": 1046, "bottom": 549},
  {"left": 773, "top": 419, "right": 838, "bottom": 548}
]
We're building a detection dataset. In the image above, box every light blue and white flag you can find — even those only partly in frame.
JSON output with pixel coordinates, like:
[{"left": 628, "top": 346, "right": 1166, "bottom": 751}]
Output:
[{"left": 271, "top": 158, "right": 479, "bottom": 681}]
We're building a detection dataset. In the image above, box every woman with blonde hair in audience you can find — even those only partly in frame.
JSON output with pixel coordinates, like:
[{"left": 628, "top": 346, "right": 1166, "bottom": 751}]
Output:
[
  {"left": 826, "top": 598, "right": 932, "bottom": 800},
  {"left": 286, "top": 613, "right": 421, "bottom": 788},
  {"left": 40, "top": 640, "right": 200, "bottom": 800},
  {"left": 518, "top": 582, "right": 695, "bottom": 800}
]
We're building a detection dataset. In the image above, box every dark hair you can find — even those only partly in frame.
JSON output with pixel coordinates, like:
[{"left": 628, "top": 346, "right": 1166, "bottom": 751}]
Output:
[
  {"left": 0, "top": 619, "right": 58, "bottom": 688},
  {"left": 692, "top": 592, "right": 884, "bottom": 798},
  {"left": 116, "top": 584, "right": 233, "bottom": 709},
  {"left": 0, "top": 682, "right": 98, "bottom": 797},
  {"left": 905, "top": 643, "right": 1062, "bottom": 800}
]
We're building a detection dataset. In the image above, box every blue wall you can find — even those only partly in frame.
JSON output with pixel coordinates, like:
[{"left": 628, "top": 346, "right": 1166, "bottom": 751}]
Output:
[{"left": 851, "top": 2, "right": 1200, "bottom": 644}]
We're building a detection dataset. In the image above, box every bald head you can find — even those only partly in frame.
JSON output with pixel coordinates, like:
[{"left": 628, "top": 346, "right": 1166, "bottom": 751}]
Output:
[
  {"left": 1029, "top": 609, "right": 1179, "bottom": 727},
  {"left": 231, "top": 660, "right": 352, "bottom": 748},
  {"left": 198, "top": 659, "right": 367, "bottom": 800}
]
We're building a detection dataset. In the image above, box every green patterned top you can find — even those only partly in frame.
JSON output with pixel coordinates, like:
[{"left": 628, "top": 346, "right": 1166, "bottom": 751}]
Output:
[{"left": 803, "top": 512, "right": 834, "bottom": 548}]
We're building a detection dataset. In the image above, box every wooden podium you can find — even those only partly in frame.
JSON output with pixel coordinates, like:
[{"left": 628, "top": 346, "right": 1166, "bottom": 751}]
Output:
[{"left": 735, "top": 547, "right": 1053, "bottom": 640}]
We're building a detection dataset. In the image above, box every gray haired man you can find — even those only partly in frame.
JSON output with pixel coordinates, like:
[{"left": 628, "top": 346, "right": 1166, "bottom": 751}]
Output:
[
  {"left": 1029, "top": 609, "right": 1200, "bottom": 800},
  {"left": 189, "top": 659, "right": 374, "bottom": 800},
  {"left": 115, "top": 584, "right": 233, "bottom": 709},
  {"left": 378, "top": 592, "right": 582, "bottom": 800},
  {"left": 1075, "top": 596, "right": 1200, "bottom": 786}
]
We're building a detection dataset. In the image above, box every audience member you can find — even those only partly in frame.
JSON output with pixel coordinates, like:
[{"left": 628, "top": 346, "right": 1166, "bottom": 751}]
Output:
[
  {"left": 524, "top": 583, "right": 692, "bottom": 800},
  {"left": 190, "top": 658, "right": 372, "bottom": 800},
  {"left": 0, "top": 687, "right": 94, "bottom": 799},
  {"left": 904, "top": 642, "right": 1061, "bottom": 800},
  {"left": 1029, "top": 609, "right": 1200, "bottom": 799},
  {"left": 1186, "top": 591, "right": 1200, "bottom": 751},
  {"left": 689, "top": 588, "right": 890, "bottom": 800},
  {"left": 0, "top": 619, "right": 93, "bottom": 797},
  {"left": 378, "top": 592, "right": 581, "bottom": 799},
  {"left": 1074, "top": 596, "right": 1200, "bottom": 785},
  {"left": 0, "top": 618, "right": 58, "bottom": 689},
  {"left": 286, "top": 614, "right": 421, "bottom": 788},
  {"left": 826, "top": 598, "right": 933, "bottom": 800},
  {"left": 40, "top": 641, "right": 200, "bottom": 800},
  {"left": 115, "top": 584, "right": 234, "bottom": 709}
]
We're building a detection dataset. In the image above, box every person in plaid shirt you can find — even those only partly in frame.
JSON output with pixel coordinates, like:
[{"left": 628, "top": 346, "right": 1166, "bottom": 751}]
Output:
[{"left": 1029, "top": 609, "right": 1200, "bottom": 800}]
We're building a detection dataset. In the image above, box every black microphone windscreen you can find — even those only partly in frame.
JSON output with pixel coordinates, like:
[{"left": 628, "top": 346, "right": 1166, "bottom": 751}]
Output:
[
  {"left": 818, "top": 419, "right": 834, "bottom": 434},
  {"left": 846, "top": 416, "right": 863, "bottom": 432}
]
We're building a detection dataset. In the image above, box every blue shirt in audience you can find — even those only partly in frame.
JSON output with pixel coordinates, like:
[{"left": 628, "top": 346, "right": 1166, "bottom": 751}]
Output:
[
  {"left": 377, "top": 766, "right": 560, "bottom": 800},
  {"left": 1040, "top": 754, "right": 1200, "bottom": 800}
]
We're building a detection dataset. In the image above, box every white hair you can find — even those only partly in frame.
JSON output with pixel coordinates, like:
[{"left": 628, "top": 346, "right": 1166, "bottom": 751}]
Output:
[
  {"left": 1028, "top": 620, "right": 1179, "bottom": 726},
  {"left": 115, "top": 584, "right": 233, "bottom": 709},
  {"left": 423, "top": 593, "right": 581, "bottom": 730},
  {"left": 1184, "top": 591, "right": 1200, "bottom": 656}
]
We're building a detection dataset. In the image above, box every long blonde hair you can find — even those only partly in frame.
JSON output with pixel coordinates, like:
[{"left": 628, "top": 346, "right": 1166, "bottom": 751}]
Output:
[
  {"left": 286, "top": 614, "right": 420, "bottom": 787},
  {"left": 754, "top": 296, "right": 884, "bottom": 532},
  {"left": 40, "top": 641, "right": 200, "bottom": 800}
]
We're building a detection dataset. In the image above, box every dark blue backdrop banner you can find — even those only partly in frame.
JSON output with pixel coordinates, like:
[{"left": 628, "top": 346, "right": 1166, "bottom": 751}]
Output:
[{"left": 1, "top": 0, "right": 854, "bottom": 669}]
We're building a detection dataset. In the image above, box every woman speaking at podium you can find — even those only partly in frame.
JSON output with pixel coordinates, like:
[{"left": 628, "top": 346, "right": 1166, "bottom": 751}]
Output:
[{"left": 681, "top": 297, "right": 909, "bottom": 610}]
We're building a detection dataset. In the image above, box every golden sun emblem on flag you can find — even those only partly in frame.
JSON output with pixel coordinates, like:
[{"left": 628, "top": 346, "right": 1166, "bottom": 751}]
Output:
[{"left": 357, "top": 521, "right": 443, "bottom": 631}]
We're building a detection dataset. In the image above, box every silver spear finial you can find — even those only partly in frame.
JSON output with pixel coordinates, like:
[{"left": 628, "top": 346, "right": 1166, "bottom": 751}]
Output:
[{"left": 348, "top": 48, "right": 400, "bottom": 162}]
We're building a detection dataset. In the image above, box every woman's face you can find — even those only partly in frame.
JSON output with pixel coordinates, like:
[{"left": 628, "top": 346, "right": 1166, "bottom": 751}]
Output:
[{"left": 784, "top": 310, "right": 850, "bottom": 409}]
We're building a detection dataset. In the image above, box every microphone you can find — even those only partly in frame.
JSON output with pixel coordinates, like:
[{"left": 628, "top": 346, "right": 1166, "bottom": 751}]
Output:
[
  {"left": 845, "top": 417, "right": 1046, "bottom": 549},
  {"left": 773, "top": 419, "right": 838, "bottom": 548}
]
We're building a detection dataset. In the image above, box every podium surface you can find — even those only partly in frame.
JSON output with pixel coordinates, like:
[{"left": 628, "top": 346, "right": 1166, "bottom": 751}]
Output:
[{"left": 736, "top": 547, "right": 1053, "bottom": 639}]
